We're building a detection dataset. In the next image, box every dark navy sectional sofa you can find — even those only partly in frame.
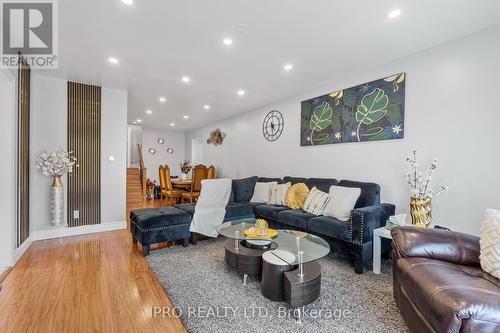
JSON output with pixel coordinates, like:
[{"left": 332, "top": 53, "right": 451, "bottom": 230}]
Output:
[{"left": 130, "top": 175, "right": 395, "bottom": 274}]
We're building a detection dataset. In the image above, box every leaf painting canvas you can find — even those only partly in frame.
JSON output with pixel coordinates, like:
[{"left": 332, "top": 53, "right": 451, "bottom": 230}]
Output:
[{"left": 300, "top": 73, "right": 405, "bottom": 146}]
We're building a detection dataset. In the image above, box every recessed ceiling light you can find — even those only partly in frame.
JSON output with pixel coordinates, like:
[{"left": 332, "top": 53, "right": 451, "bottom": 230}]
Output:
[
  {"left": 237, "top": 89, "right": 245, "bottom": 96},
  {"left": 284, "top": 63, "right": 293, "bottom": 71},
  {"left": 181, "top": 76, "right": 191, "bottom": 83},
  {"left": 203, "top": 105, "right": 211, "bottom": 110},
  {"left": 108, "top": 57, "right": 119, "bottom": 64},
  {"left": 146, "top": 110, "right": 152, "bottom": 114},
  {"left": 136, "top": 119, "right": 142, "bottom": 123},
  {"left": 387, "top": 9, "right": 401, "bottom": 19},
  {"left": 158, "top": 97, "right": 166, "bottom": 103},
  {"left": 170, "top": 123, "right": 176, "bottom": 127},
  {"left": 121, "top": 0, "right": 133, "bottom": 5},
  {"left": 183, "top": 115, "right": 189, "bottom": 119},
  {"left": 223, "top": 38, "right": 233, "bottom": 46}
]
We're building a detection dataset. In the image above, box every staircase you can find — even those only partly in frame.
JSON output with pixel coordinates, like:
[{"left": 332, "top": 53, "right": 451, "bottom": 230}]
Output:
[{"left": 127, "top": 168, "right": 145, "bottom": 205}]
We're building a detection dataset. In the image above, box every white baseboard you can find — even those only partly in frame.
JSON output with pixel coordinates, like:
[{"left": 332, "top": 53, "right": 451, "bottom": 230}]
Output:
[
  {"left": 32, "top": 221, "right": 127, "bottom": 241},
  {"left": 14, "top": 235, "right": 33, "bottom": 262}
]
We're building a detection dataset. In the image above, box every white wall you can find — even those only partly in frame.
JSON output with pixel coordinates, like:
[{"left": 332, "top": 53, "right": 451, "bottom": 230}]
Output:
[
  {"left": 0, "top": 69, "right": 16, "bottom": 270},
  {"left": 142, "top": 127, "right": 185, "bottom": 182},
  {"left": 101, "top": 88, "right": 127, "bottom": 224},
  {"left": 186, "top": 26, "right": 500, "bottom": 236},
  {"left": 30, "top": 75, "right": 68, "bottom": 232},
  {"left": 30, "top": 75, "right": 128, "bottom": 231}
]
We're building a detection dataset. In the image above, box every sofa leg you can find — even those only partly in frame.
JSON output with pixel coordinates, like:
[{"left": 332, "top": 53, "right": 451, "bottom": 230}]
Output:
[
  {"left": 142, "top": 244, "right": 150, "bottom": 256},
  {"left": 191, "top": 233, "right": 197, "bottom": 245},
  {"left": 182, "top": 238, "right": 189, "bottom": 247},
  {"left": 354, "top": 259, "right": 363, "bottom": 274},
  {"left": 351, "top": 244, "right": 364, "bottom": 274},
  {"left": 131, "top": 234, "right": 137, "bottom": 245}
]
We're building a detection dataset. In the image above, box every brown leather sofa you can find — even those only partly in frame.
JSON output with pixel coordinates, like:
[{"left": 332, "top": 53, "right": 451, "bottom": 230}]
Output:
[{"left": 391, "top": 226, "right": 500, "bottom": 333}]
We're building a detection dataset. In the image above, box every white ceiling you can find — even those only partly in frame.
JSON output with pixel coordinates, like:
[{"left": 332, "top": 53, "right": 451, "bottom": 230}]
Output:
[{"left": 38, "top": 0, "right": 500, "bottom": 131}]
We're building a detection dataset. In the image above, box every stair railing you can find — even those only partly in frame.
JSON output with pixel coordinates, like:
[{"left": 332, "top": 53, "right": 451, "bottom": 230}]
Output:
[{"left": 136, "top": 143, "right": 147, "bottom": 197}]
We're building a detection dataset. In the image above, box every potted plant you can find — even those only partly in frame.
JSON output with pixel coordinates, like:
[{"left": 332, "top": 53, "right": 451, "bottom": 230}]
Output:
[
  {"left": 179, "top": 160, "right": 192, "bottom": 180},
  {"left": 36, "top": 150, "right": 78, "bottom": 226},
  {"left": 406, "top": 150, "right": 448, "bottom": 228}
]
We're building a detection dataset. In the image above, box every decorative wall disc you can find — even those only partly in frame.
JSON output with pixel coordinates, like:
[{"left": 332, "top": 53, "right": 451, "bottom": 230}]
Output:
[
  {"left": 148, "top": 148, "right": 156, "bottom": 154},
  {"left": 167, "top": 148, "right": 174, "bottom": 154},
  {"left": 157, "top": 138, "right": 165, "bottom": 144}
]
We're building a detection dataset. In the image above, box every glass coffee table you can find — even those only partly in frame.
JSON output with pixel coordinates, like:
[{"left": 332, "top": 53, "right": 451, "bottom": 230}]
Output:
[{"left": 218, "top": 218, "right": 330, "bottom": 312}]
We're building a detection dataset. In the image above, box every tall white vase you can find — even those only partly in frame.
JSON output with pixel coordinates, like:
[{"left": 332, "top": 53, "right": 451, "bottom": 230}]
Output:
[{"left": 50, "top": 176, "right": 64, "bottom": 226}]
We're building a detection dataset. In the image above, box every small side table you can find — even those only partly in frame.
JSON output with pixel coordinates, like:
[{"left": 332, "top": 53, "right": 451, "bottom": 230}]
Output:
[{"left": 373, "top": 227, "right": 392, "bottom": 274}]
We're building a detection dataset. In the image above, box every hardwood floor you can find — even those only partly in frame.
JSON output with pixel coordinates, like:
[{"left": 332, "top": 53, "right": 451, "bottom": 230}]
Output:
[{"left": 0, "top": 195, "right": 186, "bottom": 332}]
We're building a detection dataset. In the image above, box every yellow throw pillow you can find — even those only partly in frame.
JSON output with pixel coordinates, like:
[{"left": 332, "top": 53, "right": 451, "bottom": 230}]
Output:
[{"left": 285, "top": 183, "right": 309, "bottom": 209}]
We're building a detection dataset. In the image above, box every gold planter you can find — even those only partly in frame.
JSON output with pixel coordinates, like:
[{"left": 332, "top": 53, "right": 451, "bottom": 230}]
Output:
[{"left": 409, "top": 197, "right": 432, "bottom": 228}]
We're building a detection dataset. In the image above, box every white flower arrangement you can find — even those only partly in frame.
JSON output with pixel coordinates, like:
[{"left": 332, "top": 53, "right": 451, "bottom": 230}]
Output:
[
  {"left": 406, "top": 150, "right": 448, "bottom": 199},
  {"left": 37, "top": 149, "right": 78, "bottom": 177}
]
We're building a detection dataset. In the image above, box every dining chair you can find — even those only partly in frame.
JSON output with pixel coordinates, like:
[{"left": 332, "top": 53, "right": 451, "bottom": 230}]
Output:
[
  {"left": 182, "top": 164, "right": 207, "bottom": 203},
  {"left": 207, "top": 165, "right": 216, "bottom": 179},
  {"left": 164, "top": 164, "right": 183, "bottom": 204},
  {"left": 158, "top": 165, "right": 167, "bottom": 200}
]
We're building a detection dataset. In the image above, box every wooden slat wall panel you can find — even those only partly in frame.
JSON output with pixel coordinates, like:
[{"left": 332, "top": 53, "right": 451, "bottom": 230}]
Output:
[
  {"left": 67, "top": 82, "right": 101, "bottom": 227},
  {"left": 18, "top": 58, "right": 30, "bottom": 246}
]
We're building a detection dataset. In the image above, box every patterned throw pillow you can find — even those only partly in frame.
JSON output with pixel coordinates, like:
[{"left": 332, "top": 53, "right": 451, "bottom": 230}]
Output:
[
  {"left": 285, "top": 183, "right": 309, "bottom": 209},
  {"left": 303, "top": 187, "right": 330, "bottom": 215},
  {"left": 268, "top": 182, "right": 291, "bottom": 205},
  {"left": 480, "top": 209, "right": 500, "bottom": 279}
]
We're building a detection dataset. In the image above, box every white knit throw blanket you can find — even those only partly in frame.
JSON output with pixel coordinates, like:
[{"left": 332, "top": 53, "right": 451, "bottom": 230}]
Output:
[{"left": 189, "top": 179, "right": 232, "bottom": 237}]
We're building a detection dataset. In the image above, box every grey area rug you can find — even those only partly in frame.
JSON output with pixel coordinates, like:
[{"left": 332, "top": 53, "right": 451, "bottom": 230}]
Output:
[{"left": 147, "top": 238, "right": 407, "bottom": 333}]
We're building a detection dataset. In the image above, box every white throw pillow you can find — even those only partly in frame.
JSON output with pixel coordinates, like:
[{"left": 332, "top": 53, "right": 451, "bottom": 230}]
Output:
[
  {"left": 480, "top": 209, "right": 500, "bottom": 279},
  {"left": 269, "top": 182, "right": 291, "bottom": 205},
  {"left": 250, "top": 182, "right": 277, "bottom": 203},
  {"left": 302, "top": 187, "right": 330, "bottom": 215},
  {"left": 323, "top": 185, "right": 361, "bottom": 221}
]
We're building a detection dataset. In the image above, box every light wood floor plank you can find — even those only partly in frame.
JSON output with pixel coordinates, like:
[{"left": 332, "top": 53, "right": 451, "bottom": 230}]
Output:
[{"left": 0, "top": 197, "right": 186, "bottom": 333}]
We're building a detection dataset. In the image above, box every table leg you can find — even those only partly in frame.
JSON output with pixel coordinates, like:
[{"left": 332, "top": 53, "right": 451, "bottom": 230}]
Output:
[{"left": 373, "top": 234, "right": 381, "bottom": 274}]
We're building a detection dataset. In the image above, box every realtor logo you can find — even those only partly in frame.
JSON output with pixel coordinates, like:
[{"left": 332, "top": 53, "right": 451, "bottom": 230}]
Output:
[{"left": 1, "top": 0, "right": 58, "bottom": 68}]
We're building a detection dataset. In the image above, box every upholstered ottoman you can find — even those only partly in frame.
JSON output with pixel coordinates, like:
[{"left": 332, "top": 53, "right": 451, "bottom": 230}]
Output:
[{"left": 130, "top": 207, "right": 192, "bottom": 256}]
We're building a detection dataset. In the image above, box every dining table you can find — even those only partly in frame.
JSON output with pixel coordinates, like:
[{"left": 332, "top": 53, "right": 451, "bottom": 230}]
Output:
[{"left": 171, "top": 178, "right": 192, "bottom": 190}]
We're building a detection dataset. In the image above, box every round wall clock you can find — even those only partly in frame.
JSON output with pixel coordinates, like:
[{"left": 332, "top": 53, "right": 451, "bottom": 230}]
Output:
[{"left": 262, "top": 110, "right": 284, "bottom": 141}]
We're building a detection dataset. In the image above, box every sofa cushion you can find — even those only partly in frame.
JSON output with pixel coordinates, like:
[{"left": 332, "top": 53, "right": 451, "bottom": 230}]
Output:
[
  {"left": 338, "top": 180, "right": 380, "bottom": 208},
  {"left": 231, "top": 176, "right": 258, "bottom": 203},
  {"left": 480, "top": 209, "right": 500, "bottom": 279},
  {"left": 285, "top": 183, "right": 309, "bottom": 209},
  {"left": 241, "top": 201, "right": 265, "bottom": 208},
  {"left": 174, "top": 203, "right": 196, "bottom": 215},
  {"left": 395, "top": 257, "right": 500, "bottom": 333},
  {"left": 251, "top": 181, "right": 277, "bottom": 203},
  {"left": 278, "top": 210, "right": 316, "bottom": 230},
  {"left": 259, "top": 177, "right": 282, "bottom": 184},
  {"left": 305, "top": 178, "right": 338, "bottom": 193},
  {"left": 130, "top": 207, "right": 192, "bottom": 230},
  {"left": 269, "top": 182, "right": 291, "bottom": 206},
  {"left": 308, "top": 215, "right": 350, "bottom": 240},
  {"left": 254, "top": 204, "right": 290, "bottom": 220},
  {"left": 323, "top": 185, "right": 361, "bottom": 221},
  {"left": 302, "top": 187, "right": 330, "bottom": 215},
  {"left": 225, "top": 203, "right": 254, "bottom": 219},
  {"left": 283, "top": 176, "right": 307, "bottom": 185}
]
